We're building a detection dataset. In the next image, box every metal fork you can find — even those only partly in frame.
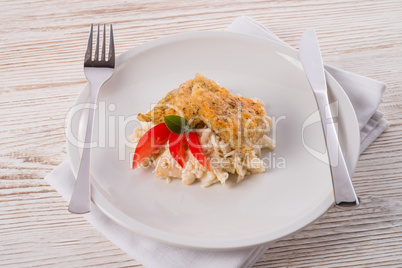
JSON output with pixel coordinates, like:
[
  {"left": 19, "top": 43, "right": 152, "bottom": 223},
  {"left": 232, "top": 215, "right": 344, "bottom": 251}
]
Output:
[{"left": 68, "top": 24, "right": 115, "bottom": 214}]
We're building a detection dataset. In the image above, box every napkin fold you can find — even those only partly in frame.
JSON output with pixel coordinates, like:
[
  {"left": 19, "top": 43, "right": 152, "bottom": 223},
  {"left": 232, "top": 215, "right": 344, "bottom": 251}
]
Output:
[{"left": 45, "top": 17, "right": 389, "bottom": 268}]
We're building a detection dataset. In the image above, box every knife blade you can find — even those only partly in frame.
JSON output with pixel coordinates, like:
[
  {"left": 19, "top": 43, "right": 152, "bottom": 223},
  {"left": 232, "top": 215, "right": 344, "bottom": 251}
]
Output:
[{"left": 299, "top": 28, "right": 359, "bottom": 207}]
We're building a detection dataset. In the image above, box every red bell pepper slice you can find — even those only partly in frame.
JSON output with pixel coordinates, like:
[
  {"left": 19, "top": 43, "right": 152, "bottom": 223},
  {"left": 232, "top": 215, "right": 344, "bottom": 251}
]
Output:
[
  {"left": 186, "top": 131, "right": 210, "bottom": 171},
  {"left": 168, "top": 133, "right": 186, "bottom": 168},
  {"left": 132, "top": 123, "right": 171, "bottom": 169}
]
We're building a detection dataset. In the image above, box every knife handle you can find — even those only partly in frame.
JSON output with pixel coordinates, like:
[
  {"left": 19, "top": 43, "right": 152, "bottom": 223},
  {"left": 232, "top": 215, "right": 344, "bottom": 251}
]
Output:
[{"left": 316, "top": 92, "right": 360, "bottom": 207}]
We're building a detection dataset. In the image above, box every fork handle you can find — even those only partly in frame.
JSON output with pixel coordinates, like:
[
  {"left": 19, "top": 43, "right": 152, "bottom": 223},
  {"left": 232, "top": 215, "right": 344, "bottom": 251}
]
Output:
[{"left": 68, "top": 97, "right": 97, "bottom": 214}]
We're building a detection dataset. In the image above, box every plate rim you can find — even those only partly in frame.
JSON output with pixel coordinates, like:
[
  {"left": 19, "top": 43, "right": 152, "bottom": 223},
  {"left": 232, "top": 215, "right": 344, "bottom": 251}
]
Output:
[{"left": 65, "top": 30, "right": 360, "bottom": 250}]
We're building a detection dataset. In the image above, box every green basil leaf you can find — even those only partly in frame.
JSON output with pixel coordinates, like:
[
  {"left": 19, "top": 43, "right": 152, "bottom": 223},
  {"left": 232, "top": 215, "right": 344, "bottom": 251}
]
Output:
[{"left": 164, "top": 115, "right": 189, "bottom": 134}]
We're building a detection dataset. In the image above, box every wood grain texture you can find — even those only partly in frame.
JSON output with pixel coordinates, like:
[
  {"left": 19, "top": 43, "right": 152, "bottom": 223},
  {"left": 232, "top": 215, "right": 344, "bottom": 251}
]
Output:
[{"left": 1, "top": 0, "right": 401, "bottom": 267}]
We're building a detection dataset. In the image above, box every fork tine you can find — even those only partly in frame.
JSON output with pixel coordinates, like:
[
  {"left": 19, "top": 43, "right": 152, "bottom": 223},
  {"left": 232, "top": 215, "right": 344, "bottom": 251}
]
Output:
[
  {"left": 84, "top": 24, "right": 93, "bottom": 63},
  {"left": 108, "top": 24, "right": 115, "bottom": 65},
  {"left": 94, "top": 24, "right": 100, "bottom": 61},
  {"left": 101, "top": 24, "right": 106, "bottom": 61}
]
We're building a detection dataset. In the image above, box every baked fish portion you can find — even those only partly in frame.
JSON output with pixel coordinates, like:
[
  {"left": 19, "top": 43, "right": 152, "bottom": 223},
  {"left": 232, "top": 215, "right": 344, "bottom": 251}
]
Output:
[{"left": 138, "top": 73, "right": 273, "bottom": 153}]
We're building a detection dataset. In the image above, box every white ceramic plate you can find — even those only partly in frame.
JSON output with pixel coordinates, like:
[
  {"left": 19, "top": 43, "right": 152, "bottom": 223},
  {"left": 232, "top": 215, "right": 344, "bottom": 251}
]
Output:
[{"left": 66, "top": 31, "right": 360, "bottom": 250}]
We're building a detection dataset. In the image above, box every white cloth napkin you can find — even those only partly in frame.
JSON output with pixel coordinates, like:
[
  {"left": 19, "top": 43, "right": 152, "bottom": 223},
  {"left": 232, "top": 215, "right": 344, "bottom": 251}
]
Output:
[{"left": 45, "top": 16, "right": 389, "bottom": 268}]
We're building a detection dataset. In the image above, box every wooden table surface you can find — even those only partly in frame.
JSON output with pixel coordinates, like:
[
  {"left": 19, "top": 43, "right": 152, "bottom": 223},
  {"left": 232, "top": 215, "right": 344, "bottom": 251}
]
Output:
[{"left": 1, "top": 0, "right": 401, "bottom": 267}]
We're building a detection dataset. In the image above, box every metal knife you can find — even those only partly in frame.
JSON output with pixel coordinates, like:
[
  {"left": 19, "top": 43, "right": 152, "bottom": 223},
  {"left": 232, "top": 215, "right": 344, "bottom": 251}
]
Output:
[{"left": 299, "top": 28, "right": 359, "bottom": 207}]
